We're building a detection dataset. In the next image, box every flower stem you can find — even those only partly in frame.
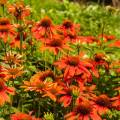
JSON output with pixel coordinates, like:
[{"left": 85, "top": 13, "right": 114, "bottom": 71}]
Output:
[
  {"left": 20, "top": 32, "right": 23, "bottom": 54},
  {"left": 2, "top": 5, "right": 5, "bottom": 17}
]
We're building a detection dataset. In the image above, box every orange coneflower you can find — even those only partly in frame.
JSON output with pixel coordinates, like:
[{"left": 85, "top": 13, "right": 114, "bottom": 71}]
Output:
[
  {"left": 32, "top": 16, "right": 55, "bottom": 41},
  {"left": 59, "top": 85, "right": 75, "bottom": 107},
  {"left": 82, "top": 36, "right": 97, "bottom": 44},
  {"left": 66, "top": 34, "right": 97, "bottom": 44},
  {"left": 11, "top": 112, "right": 41, "bottom": 120},
  {"left": 98, "top": 34, "right": 115, "bottom": 43},
  {"left": 43, "top": 82, "right": 64, "bottom": 102},
  {"left": 85, "top": 53, "right": 109, "bottom": 75},
  {"left": 94, "top": 53, "right": 109, "bottom": 71},
  {"left": 21, "top": 70, "right": 58, "bottom": 94},
  {"left": 3, "top": 66, "right": 24, "bottom": 80},
  {"left": 59, "top": 19, "right": 80, "bottom": 37},
  {"left": 3, "top": 52, "right": 23, "bottom": 66},
  {"left": 65, "top": 98, "right": 101, "bottom": 120},
  {"left": 0, "top": 81, "right": 14, "bottom": 106},
  {"left": 0, "top": 0, "right": 7, "bottom": 5},
  {"left": 54, "top": 56, "right": 93, "bottom": 81},
  {"left": 8, "top": 1, "right": 30, "bottom": 20},
  {"left": 0, "top": 18, "right": 15, "bottom": 42},
  {"left": 30, "top": 70, "right": 56, "bottom": 82},
  {"left": 76, "top": 36, "right": 97, "bottom": 44},
  {"left": 72, "top": 72, "right": 93, "bottom": 84},
  {"left": 77, "top": 83, "right": 96, "bottom": 99},
  {"left": 65, "top": 33, "right": 80, "bottom": 43},
  {"left": 10, "top": 32, "right": 27, "bottom": 48},
  {"left": 41, "top": 35, "right": 71, "bottom": 55},
  {"left": 71, "top": 56, "right": 99, "bottom": 83},
  {"left": 92, "top": 94, "right": 112, "bottom": 115},
  {"left": 22, "top": 79, "right": 53, "bottom": 94}
]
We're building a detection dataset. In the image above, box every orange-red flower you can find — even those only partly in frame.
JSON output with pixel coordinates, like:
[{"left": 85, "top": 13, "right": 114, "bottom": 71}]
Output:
[
  {"left": 32, "top": 16, "right": 55, "bottom": 41},
  {"left": 3, "top": 52, "right": 23, "bottom": 66},
  {"left": 22, "top": 79, "right": 52, "bottom": 94},
  {"left": 77, "top": 83, "right": 96, "bottom": 99},
  {"left": 41, "top": 35, "right": 71, "bottom": 55},
  {"left": 30, "top": 70, "right": 56, "bottom": 82},
  {"left": 59, "top": 85, "right": 73, "bottom": 107},
  {"left": 21, "top": 70, "right": 58, "bottom": 95},
  {"left": 10, "top": 32, "right": 27, "bottom": 48},
  {"left": 86, "top": 53, "right": 109, "bottom": 75},
  {"left": 60, "top": 19, "right": 80, "bottom": 37},
  {"left": 43, "top": 82, "right": 64, "bottom": 102},
  {"left": 65, "top": 33, "right": 80, "bottom": 43},
  {"left": 74, "top": 36, "right": 97, "bottom": 44},
  {"left": 11, "top": 112, "right": 41, "bottom": 120},
  {"left": 0, "top": 0, "right": 7, "bottom": 5},
  {"left": 65, "top": 98, "right": 101, "bottom": 120},
  {"left": 0, "top": 18, "right": 15, "bottom": 42},
  {"left": 3, "top": 67, "right": 24, "bottom": 80},
  {"left": 0, "top": 81, "right": 15, "bottom": 106},
  {"left": 54, "top": 56, "right": 93, "bottom": 81},
  {"left": 8, "top": 2, "right": 30, "bottom": 20},
  {"left": 94, "top": 53, "right": 109, "bottom": 71},
  {"left": 22, "top": 75, "right": 63, "bottom": 101},
  {"left": 98, "top": 34, "right": 115, "bottom": 43},
  {"left": 92, "top": 94, "right": 112, "bottom": 115},
  {"left": 73, "top": 72, "right": 92, "bottom": 84}
]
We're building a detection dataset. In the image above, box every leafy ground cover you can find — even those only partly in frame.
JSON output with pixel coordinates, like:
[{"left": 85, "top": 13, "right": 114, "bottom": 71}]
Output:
[{"left": 0, "top": 0, "right": 120, "bottom": 120}]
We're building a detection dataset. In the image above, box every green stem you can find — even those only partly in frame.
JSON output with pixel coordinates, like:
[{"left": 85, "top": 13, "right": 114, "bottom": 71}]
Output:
[
  {"left": 20, "top": 32, "right": 23, "bottom": 54},
  {"left": 54, "top": 55, "right": 57, "bottom": 74},
  {"left": 38, "top": 96, "right": 41, "bottom": 117},
  {"left": 2, "top": 5, "right": 5, "bottom": 17},
  {"left": 0, "top": 39, "right": 7, "bottom": 56},
  {"left": 53, "top": 102, "right": 57, "bottom": 119},
  {"left": 44, "top": 32, "right": 47, "bottom": 71},
  {"left": 76, "top": 44, "right": 80, "bottom": 55}
]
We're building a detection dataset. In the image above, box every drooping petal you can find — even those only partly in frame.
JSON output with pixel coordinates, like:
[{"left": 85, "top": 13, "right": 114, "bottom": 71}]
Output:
[{"left": 90, "top": 112, "right": 102, "bottom": 120}]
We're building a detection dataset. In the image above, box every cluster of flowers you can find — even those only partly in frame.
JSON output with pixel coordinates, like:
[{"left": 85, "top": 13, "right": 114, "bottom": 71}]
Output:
[{"left": 0, "top": 1, "right": 120, "bottom": 120}]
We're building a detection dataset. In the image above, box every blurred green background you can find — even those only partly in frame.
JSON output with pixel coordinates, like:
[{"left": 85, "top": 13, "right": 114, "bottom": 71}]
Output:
[{"left": 7, "top": 0, "right": 120, "bottom": 37}]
